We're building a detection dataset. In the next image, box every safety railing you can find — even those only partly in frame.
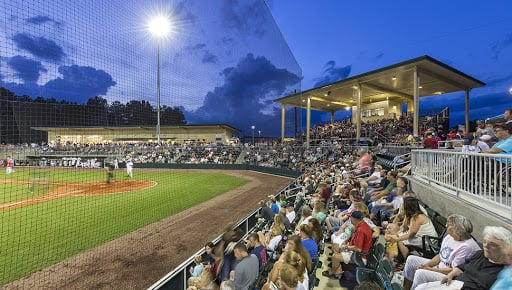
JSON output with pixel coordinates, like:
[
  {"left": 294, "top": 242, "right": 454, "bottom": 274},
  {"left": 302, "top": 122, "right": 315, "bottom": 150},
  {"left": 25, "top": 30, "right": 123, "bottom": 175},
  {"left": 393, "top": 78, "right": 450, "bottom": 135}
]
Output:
[{"left": 411, "top": 149, "right": 512, "bottom": 220}]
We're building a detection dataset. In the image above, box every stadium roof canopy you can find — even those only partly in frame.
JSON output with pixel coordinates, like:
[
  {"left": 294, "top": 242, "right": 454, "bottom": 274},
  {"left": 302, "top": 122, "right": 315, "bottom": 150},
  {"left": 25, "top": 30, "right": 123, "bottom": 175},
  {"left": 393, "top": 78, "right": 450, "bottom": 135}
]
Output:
[
  {"left": 275, "top": 55, "right": 485, "bottom": 112},
  {"left": 274, "top": 55, "right": 485, "bottom": 140}
]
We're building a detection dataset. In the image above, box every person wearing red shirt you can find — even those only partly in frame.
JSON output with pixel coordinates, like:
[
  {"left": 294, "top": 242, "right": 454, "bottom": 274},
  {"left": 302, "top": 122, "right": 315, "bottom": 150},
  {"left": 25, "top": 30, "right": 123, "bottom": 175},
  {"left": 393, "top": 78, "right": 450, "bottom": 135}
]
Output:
[{"left": 322, "top": 210, "right": 374, "bottom": 279}]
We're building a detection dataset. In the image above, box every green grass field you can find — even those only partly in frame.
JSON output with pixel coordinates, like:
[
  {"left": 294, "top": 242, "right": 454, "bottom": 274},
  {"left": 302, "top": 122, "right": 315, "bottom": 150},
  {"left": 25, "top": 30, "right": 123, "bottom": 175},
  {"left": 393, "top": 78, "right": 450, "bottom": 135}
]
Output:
[{"left": 0, "top": 168, "right": 248, "bottom": 285}]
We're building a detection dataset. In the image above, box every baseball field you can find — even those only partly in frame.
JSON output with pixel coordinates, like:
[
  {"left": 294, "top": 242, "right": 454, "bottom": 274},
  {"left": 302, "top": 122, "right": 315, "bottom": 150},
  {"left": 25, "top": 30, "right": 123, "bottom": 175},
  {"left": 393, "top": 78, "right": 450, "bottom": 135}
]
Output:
[{"left": 0, "top": 167, "right": 249, "bottom": 286}]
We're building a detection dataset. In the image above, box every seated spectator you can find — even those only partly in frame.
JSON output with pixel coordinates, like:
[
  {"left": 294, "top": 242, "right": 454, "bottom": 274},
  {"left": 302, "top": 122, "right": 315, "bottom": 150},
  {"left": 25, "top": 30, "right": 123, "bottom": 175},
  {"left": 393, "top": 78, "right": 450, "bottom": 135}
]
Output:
[
  {"left": 322, "top": 210, "right": 374, "bottom": 279},
  {"left": 233, "top": 242, "right": 259, "bottom": 290},
  {"left": 476, "top": 120, "right": 494, "bottom": 138},
  {"left": 275, "top": 263, "right": 301, "bottom": 290},
  {"left": 271, "top": 213, "right": 287, "bottom": 234},
  {"left": 190, "top": 255, "right": 204, "bottom": 277},
  {"left": 278, "top": 208, "right": 291, "bottom": 230},
  {"left": 370, "top": 176, "right": 407, "bottom": 224},
  {"left": 187, "top": 268, "right": 219, "bottom": 290},
  {"left": 308, "top": 217, "right": 323, "bottom": 244},
  {"left": 258, "top": 200, "right": 274, "bottom": 221},
  {"left": 269, "top": 196, "right": 280, "bottom": 214},
  {"left": 295, "top": 206, "right": 313, "bottom": 229},
  {"left": 403, "top": 214, "right": 480, "bottom": 290},
  {"left": 416, "top": 226, "right": 512, "bottom": 290},
  {"left": 299, "top": 224, "right": 318, "bottom": 260},
  {"left": 385, "top": 223, "right": 400, "bottom": 264},
  {"left": 285, "top": 203, "right": 296, "bottom": 225},
  {"left": 281, "top": 235, "right": 313, "bottom": 272},
  {"left": 312, "top": 201, "right": 327, "bottom": 223},
  {"left": 491, "top": 231, "right": 512, "bottom": 289},
  {"left": 258, "top": 225, "right": 283, "bottom": 252},
  {"left": 187, "top": 255, "right": 206, "bottom": 289},
  {"left": 483, "top": 124, "right": 512, "bottom": 158},
  {"left": 263, "top": 251, "right": 308, "bottom": 290},
  {"left": 387, "top": 197, "right": 438, "bottom": 259},
  {"left": 326, "top": 189, "right": 362, "bottom": 233},
  {"left": 366, "top": 171, "right": 397, "bottom": 203},
  {"left": 423, "top": 132, "right": 438, "bottom": 149}
]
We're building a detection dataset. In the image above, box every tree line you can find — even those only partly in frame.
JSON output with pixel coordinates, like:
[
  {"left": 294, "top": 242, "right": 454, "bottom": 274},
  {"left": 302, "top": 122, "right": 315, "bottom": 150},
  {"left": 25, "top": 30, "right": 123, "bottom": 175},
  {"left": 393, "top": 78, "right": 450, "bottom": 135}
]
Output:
[{"left": 0, "top": 87, "right": 187, "bottom": 144}]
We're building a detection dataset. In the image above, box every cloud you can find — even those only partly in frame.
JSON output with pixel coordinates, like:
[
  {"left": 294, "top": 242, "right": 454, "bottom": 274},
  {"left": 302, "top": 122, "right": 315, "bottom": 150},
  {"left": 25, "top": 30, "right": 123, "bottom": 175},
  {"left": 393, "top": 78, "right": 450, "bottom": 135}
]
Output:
[
  {"left": 12, "top": 33, "right": 65, "bottom": 62},
  {"left": 26, "top": 15, "right": 61, "bottom": 27},
  {"left": 7, "top": 55, "right": 47, "bottom": 83},
  {"left": 202, "top": 50, "right": 218, "bottom": 64},
  {"left": 189, "top": 43, "right": 206, "bottom": 50},
  {"left": 221, "top": 0, "right": 267, "bottom": 37},
  {"left": 185, "top": 53, "right": 300, "bottom": 135},
  {"left": 313, "top": 61, "right": 351, "bottom": 87},
  {"left": 2, "top": 65, "right": 116, "bottom": 103},
  {"left": 490, "top": 32, "right": 512, "bottom": 61}
]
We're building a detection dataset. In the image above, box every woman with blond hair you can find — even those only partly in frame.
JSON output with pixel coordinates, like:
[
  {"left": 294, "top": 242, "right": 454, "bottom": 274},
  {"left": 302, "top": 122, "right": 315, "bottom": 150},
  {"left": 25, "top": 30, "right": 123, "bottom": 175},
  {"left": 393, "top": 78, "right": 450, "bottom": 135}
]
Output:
[
  {"left": 312, "top": 201, "right": 327, "bottom": 223},
  {"left": 263, "top": 250, "right": 308, "bottom": 290}
]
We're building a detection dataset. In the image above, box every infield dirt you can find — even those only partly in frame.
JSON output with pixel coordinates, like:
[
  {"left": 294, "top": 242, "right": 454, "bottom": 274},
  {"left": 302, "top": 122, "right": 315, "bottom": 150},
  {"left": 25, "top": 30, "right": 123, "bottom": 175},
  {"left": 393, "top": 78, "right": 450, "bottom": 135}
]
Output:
[{"left": 2, "top": 169, "right": 293, "bottom": 289}]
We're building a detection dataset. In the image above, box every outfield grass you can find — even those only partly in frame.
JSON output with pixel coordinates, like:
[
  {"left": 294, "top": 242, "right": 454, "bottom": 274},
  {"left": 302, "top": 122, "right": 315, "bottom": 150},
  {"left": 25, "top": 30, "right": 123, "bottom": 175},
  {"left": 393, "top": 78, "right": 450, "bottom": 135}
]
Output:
[{"left": 0, "top": 168, "right": 248, "bottom": 285}]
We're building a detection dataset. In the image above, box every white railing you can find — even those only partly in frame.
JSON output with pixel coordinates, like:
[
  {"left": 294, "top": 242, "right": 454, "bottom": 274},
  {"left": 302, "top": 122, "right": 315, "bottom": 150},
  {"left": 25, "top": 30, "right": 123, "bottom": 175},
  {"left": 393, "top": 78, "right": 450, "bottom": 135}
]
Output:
[{"left": 411, "top": 149, "right": 512, "bottom": 220}]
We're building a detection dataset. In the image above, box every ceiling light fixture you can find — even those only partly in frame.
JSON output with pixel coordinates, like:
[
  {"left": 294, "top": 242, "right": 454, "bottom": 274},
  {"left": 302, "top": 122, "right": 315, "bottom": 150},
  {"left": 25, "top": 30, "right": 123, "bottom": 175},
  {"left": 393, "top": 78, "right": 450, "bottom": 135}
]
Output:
[{"left": 392, "top": 76, "right": 397, "bottom": 81}]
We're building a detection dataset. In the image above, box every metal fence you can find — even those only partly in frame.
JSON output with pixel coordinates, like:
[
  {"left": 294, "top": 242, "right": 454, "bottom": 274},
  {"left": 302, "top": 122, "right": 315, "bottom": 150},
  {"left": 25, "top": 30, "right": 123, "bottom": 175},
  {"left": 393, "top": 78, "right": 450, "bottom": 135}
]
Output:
[{"left": 411, "top": 149, "right": 512, "bottom": 220}]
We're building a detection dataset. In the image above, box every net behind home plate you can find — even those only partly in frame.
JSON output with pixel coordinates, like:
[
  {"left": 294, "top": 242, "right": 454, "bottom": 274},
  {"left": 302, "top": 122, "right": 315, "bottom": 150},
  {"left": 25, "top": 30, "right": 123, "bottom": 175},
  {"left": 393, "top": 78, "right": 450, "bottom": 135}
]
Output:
[{"left": 0, "top": 0, "right": 301, "bottom": 287}]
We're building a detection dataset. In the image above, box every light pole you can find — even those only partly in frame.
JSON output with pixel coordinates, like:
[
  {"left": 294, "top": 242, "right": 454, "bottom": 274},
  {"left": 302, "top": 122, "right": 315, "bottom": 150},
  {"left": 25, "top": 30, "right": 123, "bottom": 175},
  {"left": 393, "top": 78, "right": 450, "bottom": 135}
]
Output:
[
  {"left": 251, "top": 125, "right": 255, "bottom": 145},
  {"left": 258, "top": 130, "right": 261, "bottom": 139},
  {"left": 148, "top": 16, "right": 170, "bottom": 144}
]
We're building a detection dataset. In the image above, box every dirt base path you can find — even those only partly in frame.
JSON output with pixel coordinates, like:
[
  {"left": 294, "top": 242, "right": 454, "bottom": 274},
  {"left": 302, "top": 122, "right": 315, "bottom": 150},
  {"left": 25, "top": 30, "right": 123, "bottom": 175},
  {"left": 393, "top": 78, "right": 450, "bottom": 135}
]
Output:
[
  {"left": 3, "top": 169, "right": 293, "bottom": 290},
  {"left": 0, "top": 180, "right": 155, "bottom": 210}
]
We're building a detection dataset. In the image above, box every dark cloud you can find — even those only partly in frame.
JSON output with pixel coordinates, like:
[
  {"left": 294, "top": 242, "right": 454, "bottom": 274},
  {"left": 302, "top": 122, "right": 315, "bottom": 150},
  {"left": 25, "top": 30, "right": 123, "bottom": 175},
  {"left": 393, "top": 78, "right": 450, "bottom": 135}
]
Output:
[
  {"left": 26, "top": 15, "right": 58, "bottom": 26},
  {"left": 189, "top": 43, "right": 206, "bottom": 50},
  {"left": 43, "top": 65, "right": 116, "bottom": 102},
  {"left": 375, "top": 52, "right": 384, "bottom": 59},
  {"left": 7, "top": 55, "right": 47, "bottom": 83},
  {"left": 1, "top": 65, "right": 116, "bottom": 103},
  {"left": 491, "top": 32, "right": 512, "bottom": 61},
  {"left": 12, "top": 33, "right": 65, "bottom": 62},
  {"left": 221, "top": 0, "right": 267, "bottom": 37},
  {"left": 185, "top": 53, "right": 301, "bottom": 135},
  {"left": 313, "top": 61, "right": 351, "bottom": 87},
  {"left": 202, "top": 50, "right": 218, "bottom": 64},
  {"left": 174, "top": 1, "right": 196, "bottom": 23},
  {"left": 483, "top": 73, "right": 512, "bottom": 87}
]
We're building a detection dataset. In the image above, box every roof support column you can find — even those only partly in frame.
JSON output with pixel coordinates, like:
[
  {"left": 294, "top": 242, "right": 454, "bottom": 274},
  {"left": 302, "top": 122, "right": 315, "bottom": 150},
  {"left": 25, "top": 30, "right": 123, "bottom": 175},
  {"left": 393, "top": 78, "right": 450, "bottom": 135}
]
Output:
[
  {"left": 356, "top": 84, "right": 362, "bottom": 140},
  {"left": 330, "top": 112, "right": 335, "bottom": 124},
  {"left": 413, "top": 67, "right": 420, "bottom": 136},
  {"left": 281, "top": 103, "right": 286, "bottom": 143},
  {"left": 465, "top": 89, "right": 470, "bottom": 133},
  {"left": 306, "top": 97, "right": 311, "bottom": 148}
]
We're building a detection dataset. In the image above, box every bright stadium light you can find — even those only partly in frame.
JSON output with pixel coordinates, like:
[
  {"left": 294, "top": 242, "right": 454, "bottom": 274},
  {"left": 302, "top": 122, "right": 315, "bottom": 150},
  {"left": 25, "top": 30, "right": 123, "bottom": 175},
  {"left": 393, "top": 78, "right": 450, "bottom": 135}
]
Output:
[
  {"left": 147, "top": 15, "right": 171, "bottom": 144},
  {"left": 509, "top": 87, "right": 512, "bottom": 95}
]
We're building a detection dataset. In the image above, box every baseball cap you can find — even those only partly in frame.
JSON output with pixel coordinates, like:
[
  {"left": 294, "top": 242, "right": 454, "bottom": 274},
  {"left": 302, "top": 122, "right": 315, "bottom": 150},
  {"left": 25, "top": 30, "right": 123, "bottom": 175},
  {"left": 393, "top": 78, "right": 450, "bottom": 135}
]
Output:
[
  {"left": 479, "top": 135, "right": 492, "bottom": 141},
  {"left": 348, "top": 210, "right": 363, "bottom": 219}
]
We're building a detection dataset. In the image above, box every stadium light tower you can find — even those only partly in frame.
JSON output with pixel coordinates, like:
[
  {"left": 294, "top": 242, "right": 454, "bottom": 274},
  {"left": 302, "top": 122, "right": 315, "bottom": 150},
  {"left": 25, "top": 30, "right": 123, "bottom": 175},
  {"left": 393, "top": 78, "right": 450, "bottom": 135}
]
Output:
[
  {"left": 148, "top": 15, "right": 170, "bottom": 144},
  {"left": 251, "top": 125, "right": 255, "bottom": 144}
]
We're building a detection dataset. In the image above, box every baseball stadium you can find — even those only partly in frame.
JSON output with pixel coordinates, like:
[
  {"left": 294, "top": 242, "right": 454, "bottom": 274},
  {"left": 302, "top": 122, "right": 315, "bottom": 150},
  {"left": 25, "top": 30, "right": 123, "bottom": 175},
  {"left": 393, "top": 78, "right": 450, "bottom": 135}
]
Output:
[{"left": 1, "top": 1, "right": 511, "bottom": 290}]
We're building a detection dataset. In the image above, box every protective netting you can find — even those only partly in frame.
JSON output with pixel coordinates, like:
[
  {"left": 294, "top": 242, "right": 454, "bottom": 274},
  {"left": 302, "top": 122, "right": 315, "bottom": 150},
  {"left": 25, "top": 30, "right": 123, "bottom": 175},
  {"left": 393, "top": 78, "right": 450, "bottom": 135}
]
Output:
[{"left": 0, "top": 0, "right": 301, "bottom": 287}]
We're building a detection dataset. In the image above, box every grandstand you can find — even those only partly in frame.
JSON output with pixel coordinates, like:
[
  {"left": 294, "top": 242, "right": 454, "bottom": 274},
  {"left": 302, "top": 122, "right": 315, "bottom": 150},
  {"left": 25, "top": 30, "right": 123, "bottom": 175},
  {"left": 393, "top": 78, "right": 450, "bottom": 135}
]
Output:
[{"left": 1, "top": 0, "right": 511, "bottom": 290}]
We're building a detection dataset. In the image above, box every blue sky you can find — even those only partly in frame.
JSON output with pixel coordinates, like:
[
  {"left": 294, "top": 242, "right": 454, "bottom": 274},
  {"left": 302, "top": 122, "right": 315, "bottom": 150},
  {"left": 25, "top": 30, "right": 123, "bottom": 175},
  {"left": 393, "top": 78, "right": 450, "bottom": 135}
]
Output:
[
  {"left": 269, "top": 0, "right": 512, "bottom": 128},
  {"left": 1, "top": 0, "right": 511, "bottom": 138}
]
